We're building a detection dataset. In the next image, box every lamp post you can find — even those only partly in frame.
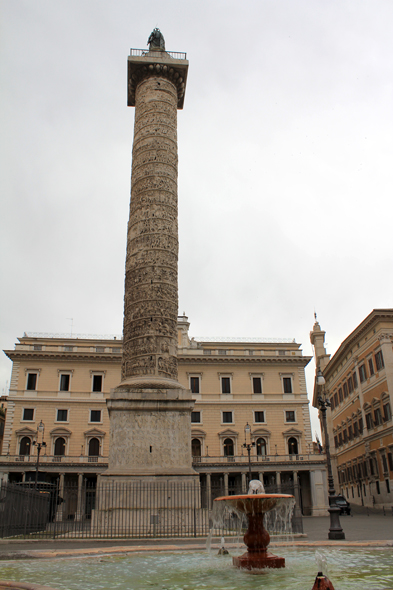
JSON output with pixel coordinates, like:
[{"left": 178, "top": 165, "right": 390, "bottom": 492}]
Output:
[
  {"left": 32, "top": 420, "right": 46, "bottom": 489},
  {"left": 317, "top": 369, "right": 345, "bottom": 540},
  {"left": 242, "top": 423, "right": 255, "bottom": 486}
]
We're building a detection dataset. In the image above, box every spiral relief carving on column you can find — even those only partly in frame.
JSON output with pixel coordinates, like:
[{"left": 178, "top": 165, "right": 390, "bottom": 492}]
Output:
[{"left": 121, "top": 73, "right": 182, "bottom": 388}]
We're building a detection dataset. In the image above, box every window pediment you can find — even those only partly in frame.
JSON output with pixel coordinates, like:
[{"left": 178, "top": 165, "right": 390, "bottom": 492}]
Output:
[
  {"left": 218, "top": 428, "right": 238, "bottom": 438},
  {"left": 84, "top": 428, "right": 105, "bottom": 437},
  {"left": 191, "top": 428, "right": 206, "bottom": 437},
  {"left": 252, "top": 428, "right": 271, "bottom": 437},
  {"left": 50, "top": 427, "right": 72, "bottom": 437},
  {"left": 282, "top": 427, "right": 302, "bottom": 436},
  {"left": 15, "top": 427, "right": 36, "bottom": 436}
]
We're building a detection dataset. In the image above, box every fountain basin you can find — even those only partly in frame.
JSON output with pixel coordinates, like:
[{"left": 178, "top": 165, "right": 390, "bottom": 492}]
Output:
[{"left": 214, "top": 493, "right": 294, "bottom": 570}]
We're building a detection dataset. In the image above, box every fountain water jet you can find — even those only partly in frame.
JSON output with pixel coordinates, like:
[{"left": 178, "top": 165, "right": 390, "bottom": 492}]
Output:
[{"left": 213, "top": 481, "right": 295, "bottom": 570}]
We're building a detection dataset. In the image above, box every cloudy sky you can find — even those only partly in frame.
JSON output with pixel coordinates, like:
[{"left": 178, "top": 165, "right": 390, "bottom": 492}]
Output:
[{"left": 1, "top": 0, "right": 392, "bottom": 436}]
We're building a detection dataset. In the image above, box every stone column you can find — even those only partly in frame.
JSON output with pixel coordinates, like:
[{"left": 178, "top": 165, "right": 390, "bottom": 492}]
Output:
[
  {"left": 55, "top": 474, "right": 65, "bottom": 522},
  {"left": 104, "top": 35, "right": 196, "bottom": 481},
  {"left": 206, "top": 473, "right": 212, "bottom": 511},
  {"left": 241, "top": 472, "right": 247, "bottom": 493},
  {"left": 224, "top": 473, "right": 229, "bottom": 496},
  {"left": 76, "top": 473, "right": 84, "bottom": 521},
  {"left": 276, "top": 471, "right": 281, "bottom": 491}
]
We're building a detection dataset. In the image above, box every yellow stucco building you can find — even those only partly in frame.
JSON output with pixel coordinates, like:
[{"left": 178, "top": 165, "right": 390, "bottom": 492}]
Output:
[
  {"left": 311, "top": 309, "right": 393, "bottom": 509},
  {"left": 1, "top": 316, "right": 328, "bottom": 517}
]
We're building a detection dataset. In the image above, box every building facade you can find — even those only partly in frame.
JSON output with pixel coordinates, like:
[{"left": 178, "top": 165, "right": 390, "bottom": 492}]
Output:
[
  {"left": 311, "top": 309, "right": 393, "bottom": 509},
  {"left": 1, "top": 316, "right": 328, "bottom": 516}
]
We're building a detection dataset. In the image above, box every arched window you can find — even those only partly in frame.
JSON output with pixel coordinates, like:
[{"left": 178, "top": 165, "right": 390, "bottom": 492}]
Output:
[
  {"left": 223, "top": 438, "right": 234, "bottom": 457},
  {"left": 54, "top": 437, "right": 66, "bottom": 456},
  {"left": 19, "top": 437, "right": 31, "bottom": 456},
  {"left": 288, "top": 437, "right": 298, "bottom": 455},
  {"left": 191, "top": 438, "right": 201, "bottom": 457},
  {"left": 256, "top": 437, "right": 267, "bottom": 456},
  {"left": 88, "top": 438, "right": 100, "bottom": 457}
]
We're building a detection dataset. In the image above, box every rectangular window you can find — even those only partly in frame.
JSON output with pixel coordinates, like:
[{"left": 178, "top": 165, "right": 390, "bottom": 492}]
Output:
[
  {"left": 343, "top": 429, "right": 348, "bottom": 443},
  {"left": 26, "top": 373, "right": 37, "bottom": 391},
  {"left": 334, "top": 392, "right": 338, "bottom": 407},
  {"left": 33, "top": 345, "right": 42, "bottom": 351},
  {"left": 22, "top": 408, "right": 34, "bottom": 421},
  {"left": 64, "top": 346, "right": 73, "bottom": 352},
  {"left": 358, "top": 417, "right": 363, "bottom": 434},
  {"left": 283, "top": 377, "right": 292, "bottom": 394},
  {"left": 56, "top": 409, "right": 68, "bottom": 422},
  {"left": 347, "top": 376, "right": 353, "bottom": 394},
  {"left": 190, "top": 377, "right": 200, "bottom": 394},
  {"left": 330, "top": 396, "right": 335, "bottom": 410},
  {"left": 95, "top": 347, "right": 105, "bottom": 353},
  {"left": 334, "top": 436, "right": 338, "bottom": 448},
  {"left": 90, "top": 410, "right": 102, "bottom": 422},
  {"left": 381, "top": 454, "right": 388, "bottom": 473},
  {"left": 375, "top": 350, "right": 384, "bottom": 371},
  {"left": 383, "top": 402, "right": 391, "bottom": 422},
  {"left": 252, "top": 377, "right": 262, "bottom": 394},
  {"left": 365, "top": 413, "right": 373, "bottom": 430},
  {"left": 218, "top": 349, "right": 227, "bottom": 355},
  {"left": 376, "top": 480, "right": 380, "bottom": 494},
  {"left": 368, "top": 358, "right": 375, "bottom": 376},
  {"left": 285, "top": 410, "right": 296, "bottom": 423},
  {"left": 338, "top": 432, "right": 343, "bottom": 446},
  {"left": 254, "top": 411, "right": 265, "bottom": 423},
  {"left": 112, "top": 347, "right": 121, "bottom": 354},
  {"left": 92, "top": 375, "right": 103, "bottom": 392},
  {"left": 221, "top": 377, "right": 231, "bottom": 394},
  {"left": 353, "top": 422, "right": 359, "bottom": 437},
  {"left": 191, "top": 411, "right": 201, "bottom": 423},
  {"left": 388, "top": 452, "right": 393, "bottom": 472},
  {"left": 374, "top": 408, "right": 382, "bottom": 426},
  {"left": 343, "top": 383, "right": 348, "bottom": 398},
  {"left": 348, "top": 425, "right": 353, "bottom": 440},
  {"left": 222, "top": 411, "right": 233, "bottom": 423},
  {"left": 358, "top": 364, "right": 367, "bottom": 383},
  {"left": 339, "top": 388, "right": 343, "bottom": 402},
  {"left": 59, "top": 374, "right": 70, "bottom": 391},
  {"left": 352, "top": 372, "right": 358, "bottom": 388}
]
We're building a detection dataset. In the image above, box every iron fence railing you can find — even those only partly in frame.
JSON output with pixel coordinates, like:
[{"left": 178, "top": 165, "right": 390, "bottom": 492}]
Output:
[
  {"left": 0, "top": 481, "right": 302, "bottom": 540},
  {"left": 129, "top": 48, "right": 187, "bottom": 60}
]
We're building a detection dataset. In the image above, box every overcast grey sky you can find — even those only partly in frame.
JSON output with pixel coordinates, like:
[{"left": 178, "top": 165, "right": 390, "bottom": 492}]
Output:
[{"left": 1, "top": 0, "right": 392, "bottom": 437}]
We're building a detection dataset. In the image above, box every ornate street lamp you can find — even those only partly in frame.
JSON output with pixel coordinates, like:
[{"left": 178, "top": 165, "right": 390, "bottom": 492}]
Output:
[
  {"left": 317, "top": 369, "right": 345, "bottom": 540},
  {"left": 32, "top": 420, "right": 46, "bottom": 489},
  {"left": 242, "top": 422, "right": 255, "bottom": 485}
]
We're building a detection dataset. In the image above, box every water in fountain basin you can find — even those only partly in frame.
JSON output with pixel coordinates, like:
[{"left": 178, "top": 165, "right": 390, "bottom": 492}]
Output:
[{"left": 1, "top": 548, "right": 393, "bottom": 590}]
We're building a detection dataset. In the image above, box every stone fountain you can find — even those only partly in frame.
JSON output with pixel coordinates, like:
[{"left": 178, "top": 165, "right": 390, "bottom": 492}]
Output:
[{"left": 214, "top": 480, "right": 295, "bottom": 570}]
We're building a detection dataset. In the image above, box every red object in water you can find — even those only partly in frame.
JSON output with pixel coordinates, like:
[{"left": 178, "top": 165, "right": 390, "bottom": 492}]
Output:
[
  {"left": 214, "top": 494, "right": 293, "bottom": 570},
  {"left": 311, "top": 572, "right": 335, "bottom": 589}
]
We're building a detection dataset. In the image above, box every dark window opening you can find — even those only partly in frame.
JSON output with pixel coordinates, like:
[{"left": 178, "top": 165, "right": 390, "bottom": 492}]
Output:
[
  {"left": 19, "top": 437, "right": 31, "bottom": 455},
  {"left": 26, "top": 373, "right": 37, "bottom": 391},
  {"left": 190, "top": 377, "right": 200, "bottom": 394},
  {"left": 221, "top": 377, "right": 231, "bottom": 394},
  {"left": 256, "top": 437, "right": 266, "bottom": 455},
  {"left": 223, "top": 438, "right": 234, "bottom": 456},
  {"left": 222, "top": 411, "right": 233, "bottom": 423},
  {"left": 54, "top": 437, "right": 66, "bottom": 456},
  {"left": 191, "top": 411, "right": 201, "bottom": 423},
  {"left": 88, "top": 437, "right": 100, "bottom": 456},
  {"left": 254, "top": 411, "right": 265, "bottom": 423},
  {"left": 288, "top": 437, "right": 298, "bottom": 455},
  {"left": 57, "top": 409, "right": 68, "bottom": 422},
  {"left": 92, "top": 375, "right": 102, "bottom": 392},
  {"left": 192, "top": 438, "right": 201, "bottom": 457},
  {"left": 59, "top": 374, "right": 70, "bottom": 391},
  {"left": 253, "top": 377, "right": 262, "bottom": 394},
  {"left": 285, "top": 410, "right": 295, "bottom": 423},
  {"left": 283, "top": 378, "right": 292, "bottom": 394},
  {"left": 22, "top": 408, "right": 34, "bottom": 421},
  {"left": 90, "top": 410, "right": 101, "bottom": 422}
]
